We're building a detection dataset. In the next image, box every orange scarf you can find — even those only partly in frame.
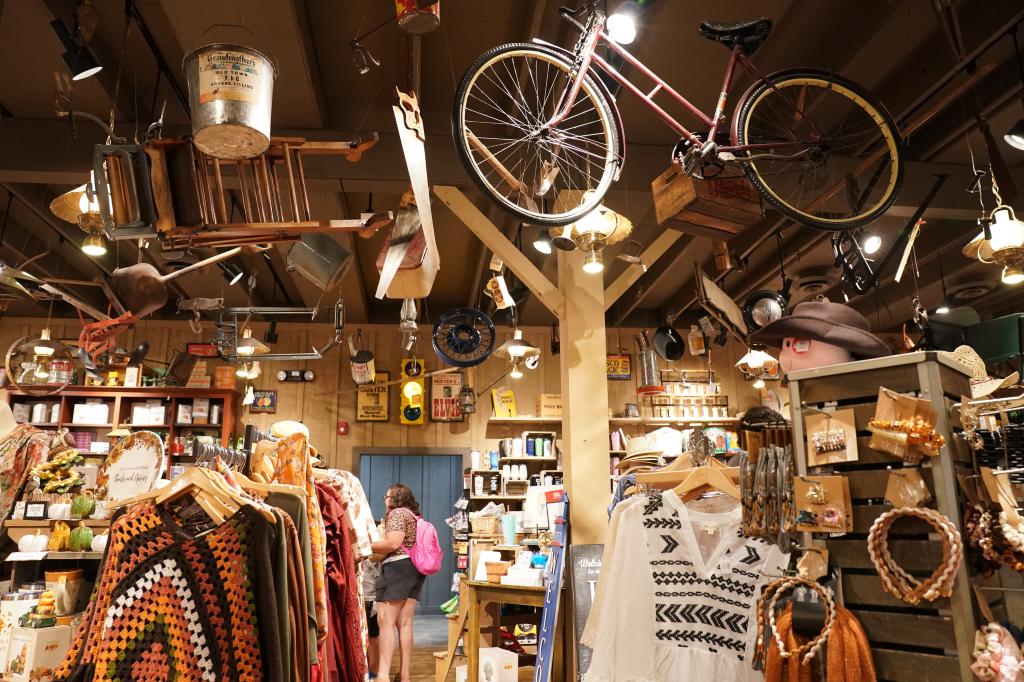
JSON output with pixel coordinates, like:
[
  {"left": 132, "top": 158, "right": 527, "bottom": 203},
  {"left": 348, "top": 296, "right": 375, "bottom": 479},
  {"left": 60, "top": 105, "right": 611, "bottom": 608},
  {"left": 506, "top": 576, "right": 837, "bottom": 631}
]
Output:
[{"left": 764, "top": 604, "right": 877, "bottom": 682}]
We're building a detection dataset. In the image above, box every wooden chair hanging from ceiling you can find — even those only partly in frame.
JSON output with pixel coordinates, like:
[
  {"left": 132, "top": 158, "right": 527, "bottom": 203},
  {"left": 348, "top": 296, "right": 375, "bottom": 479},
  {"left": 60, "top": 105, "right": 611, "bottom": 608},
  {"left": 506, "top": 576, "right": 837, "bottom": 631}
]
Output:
[{"left": 116, "top": 134, "right": 385, "bottom": 250}]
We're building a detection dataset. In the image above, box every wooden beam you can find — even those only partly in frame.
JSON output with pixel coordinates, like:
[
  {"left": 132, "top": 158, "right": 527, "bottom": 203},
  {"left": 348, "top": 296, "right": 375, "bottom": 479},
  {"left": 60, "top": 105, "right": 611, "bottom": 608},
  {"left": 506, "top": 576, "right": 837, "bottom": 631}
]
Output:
[
  {"left": 612, "top": 234, "right": 696, "bottom": 325},
  {"left": 434, "top": 185, "right": 564, "bottom": 317},
  {"left": 558, "top": 249, "right": 609, "bottom": 544},
  {"left": 604, "top": 229, "right": 682, "bottom": 310}
]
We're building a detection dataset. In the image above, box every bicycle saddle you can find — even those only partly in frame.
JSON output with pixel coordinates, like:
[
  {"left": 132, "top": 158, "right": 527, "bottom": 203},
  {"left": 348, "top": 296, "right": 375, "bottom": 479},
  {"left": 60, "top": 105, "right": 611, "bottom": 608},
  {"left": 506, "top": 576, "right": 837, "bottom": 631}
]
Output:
[{"left": 698, "top": 18, "right": 772, "bottom": 56}]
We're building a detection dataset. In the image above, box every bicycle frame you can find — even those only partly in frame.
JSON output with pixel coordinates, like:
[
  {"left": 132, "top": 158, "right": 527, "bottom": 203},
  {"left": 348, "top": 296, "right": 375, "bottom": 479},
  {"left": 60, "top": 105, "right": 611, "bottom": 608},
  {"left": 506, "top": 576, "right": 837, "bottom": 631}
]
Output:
[{"left": 543, "top": 12, "right": 805, "bottom": 155}]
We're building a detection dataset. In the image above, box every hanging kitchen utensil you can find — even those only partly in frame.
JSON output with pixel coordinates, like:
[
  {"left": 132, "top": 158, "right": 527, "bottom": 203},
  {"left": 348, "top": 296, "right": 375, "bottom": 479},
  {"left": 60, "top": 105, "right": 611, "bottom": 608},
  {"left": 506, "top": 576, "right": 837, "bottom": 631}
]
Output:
[
  {"left": 286, "top": 233, "right": 353, "bottom": 291},
  {"left": 348, "top": 330, "right": 375, "bottom": 385},
  {"left": 636, "top": 332, "right": 664, "bottom": 397},
  {"left": 431, "top": 307, "right": 495, "bottom": 367},
  {"left": 112, "top": 247, "right": 242, "bottom": 318},
  {"left": 653, "top": 317, "right": 685, "bottom": 361}
]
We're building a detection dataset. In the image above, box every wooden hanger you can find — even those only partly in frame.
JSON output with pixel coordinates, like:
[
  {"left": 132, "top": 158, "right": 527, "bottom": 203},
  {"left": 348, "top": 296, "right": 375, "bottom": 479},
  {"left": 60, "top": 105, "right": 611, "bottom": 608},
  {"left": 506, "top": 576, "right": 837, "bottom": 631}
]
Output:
[
  {"left": 115, "top": 467, "right": 275, "bottom": 524},
  {"left": 635, "top": 451, "right": 737, "bottom": 488},
  {"left": 234, "top": 470, "right": 307, "bottom": 499},
  {"left": 672, "top": 465, "right": 742, "bottom": 503}
]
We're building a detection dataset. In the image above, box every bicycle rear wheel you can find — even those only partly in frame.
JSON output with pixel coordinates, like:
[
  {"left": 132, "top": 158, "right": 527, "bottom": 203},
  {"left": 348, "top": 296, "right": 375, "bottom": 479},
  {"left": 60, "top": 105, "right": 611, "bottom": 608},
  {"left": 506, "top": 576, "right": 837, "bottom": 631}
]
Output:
[
  {"left": 453, "top": 43, "right": 621, "bottom": 226},
  {"left": 734, "top": 69, "right": 904, "bottom": 231}
]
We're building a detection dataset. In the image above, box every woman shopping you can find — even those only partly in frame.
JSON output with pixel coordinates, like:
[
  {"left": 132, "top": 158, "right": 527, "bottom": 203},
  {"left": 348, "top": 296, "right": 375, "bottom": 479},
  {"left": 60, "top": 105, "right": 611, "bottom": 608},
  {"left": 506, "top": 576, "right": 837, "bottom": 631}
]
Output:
[{"left": 371, "top": 483, "right": 426, "bottom": 682}]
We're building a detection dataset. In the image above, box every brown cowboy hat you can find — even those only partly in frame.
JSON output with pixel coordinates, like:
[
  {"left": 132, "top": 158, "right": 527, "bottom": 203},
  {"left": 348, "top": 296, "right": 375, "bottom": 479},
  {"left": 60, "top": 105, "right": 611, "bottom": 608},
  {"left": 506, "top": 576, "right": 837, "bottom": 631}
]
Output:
[{"left": 749, "top": 301, "right": 890, "bottom": 358}]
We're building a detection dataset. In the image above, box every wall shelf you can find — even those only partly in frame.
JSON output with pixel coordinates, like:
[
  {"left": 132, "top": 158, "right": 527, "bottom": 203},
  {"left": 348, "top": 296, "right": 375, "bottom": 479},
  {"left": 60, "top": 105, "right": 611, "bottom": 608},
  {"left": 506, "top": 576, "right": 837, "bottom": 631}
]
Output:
[
  {"left": 488, "top": 416, "right": 561, "bottom": 424},
  {"left": 609, "top": 417, "right": 739, "bottom": 426},
  {"left": 499, "top": 457, "right": 558, "bottom": 463}
]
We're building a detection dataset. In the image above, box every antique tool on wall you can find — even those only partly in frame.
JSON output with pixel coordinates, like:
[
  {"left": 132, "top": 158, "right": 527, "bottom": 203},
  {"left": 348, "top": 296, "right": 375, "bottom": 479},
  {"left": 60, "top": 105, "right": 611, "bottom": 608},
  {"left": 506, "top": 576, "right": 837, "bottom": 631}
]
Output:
[
  {"left": 375, "top": 89, "right": 439, "bottom": 299},
  {"left": 431, "top": 307, "right": 495, "bottom": 367},
  {"left": 112, "top": 247, "right": 242, "bottom": 318},
  {"left": 215, "top": 302, "right": 344, "bottom": 362}
]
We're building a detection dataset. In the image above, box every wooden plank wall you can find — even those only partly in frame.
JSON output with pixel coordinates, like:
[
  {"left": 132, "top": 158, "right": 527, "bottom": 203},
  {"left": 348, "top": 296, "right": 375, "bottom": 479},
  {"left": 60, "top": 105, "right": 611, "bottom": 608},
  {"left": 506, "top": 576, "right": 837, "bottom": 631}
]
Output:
[
  {"left": 793, "top": 360, "right": 972, "bottom": 682},
  {"left": 0, "top": 318, "right": 760, "bottom": 474}
]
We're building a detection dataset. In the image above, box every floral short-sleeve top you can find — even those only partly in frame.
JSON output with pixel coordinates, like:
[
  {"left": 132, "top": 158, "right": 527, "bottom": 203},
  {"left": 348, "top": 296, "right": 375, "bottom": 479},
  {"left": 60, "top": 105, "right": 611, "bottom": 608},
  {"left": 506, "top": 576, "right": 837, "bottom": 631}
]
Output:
[{"left": 383, "top": 507, "right": 417, "bottom": 559}]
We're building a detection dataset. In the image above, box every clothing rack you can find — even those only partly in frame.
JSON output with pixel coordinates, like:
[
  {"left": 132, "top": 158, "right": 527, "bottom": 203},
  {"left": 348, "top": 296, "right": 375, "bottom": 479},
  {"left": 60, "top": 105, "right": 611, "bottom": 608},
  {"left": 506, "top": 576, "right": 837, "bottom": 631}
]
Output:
[
  {"left": 244, "top": 424, "right": 278, "bottom": 453},
  {"left": 193, "top": 440, "right": 248, "bottom": 471}
]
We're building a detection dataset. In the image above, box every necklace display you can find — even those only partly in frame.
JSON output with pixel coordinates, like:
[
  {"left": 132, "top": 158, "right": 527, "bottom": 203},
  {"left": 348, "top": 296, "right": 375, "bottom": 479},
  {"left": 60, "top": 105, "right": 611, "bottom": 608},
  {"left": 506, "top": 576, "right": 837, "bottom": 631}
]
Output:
[{"left": 867, "top": 507, "right": 962, "bottom": 605}]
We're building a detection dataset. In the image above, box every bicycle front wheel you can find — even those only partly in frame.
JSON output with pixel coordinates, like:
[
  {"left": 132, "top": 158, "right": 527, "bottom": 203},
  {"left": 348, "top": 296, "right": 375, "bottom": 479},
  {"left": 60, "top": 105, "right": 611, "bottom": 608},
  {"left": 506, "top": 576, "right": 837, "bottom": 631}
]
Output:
[
  {"left": 735, "top": 69, "right": 904, "bottom": 231},
  {"left": 453, "top": 43, "right": 621, "bottom": 226}
]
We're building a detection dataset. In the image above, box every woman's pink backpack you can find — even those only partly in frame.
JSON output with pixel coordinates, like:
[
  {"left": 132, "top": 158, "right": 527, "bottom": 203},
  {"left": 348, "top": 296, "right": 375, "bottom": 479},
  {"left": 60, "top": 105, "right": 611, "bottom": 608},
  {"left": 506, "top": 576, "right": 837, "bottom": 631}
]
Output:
[{"left": 400, "top": 509, "right": 443, "bottom": 575}]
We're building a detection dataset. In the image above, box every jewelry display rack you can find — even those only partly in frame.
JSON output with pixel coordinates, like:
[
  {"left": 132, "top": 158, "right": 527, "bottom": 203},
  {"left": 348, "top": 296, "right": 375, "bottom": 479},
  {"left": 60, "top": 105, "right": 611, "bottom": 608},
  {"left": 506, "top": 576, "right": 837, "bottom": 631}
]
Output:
[{"left": 787, "top": 351, "right": 975, "bottom": 682}]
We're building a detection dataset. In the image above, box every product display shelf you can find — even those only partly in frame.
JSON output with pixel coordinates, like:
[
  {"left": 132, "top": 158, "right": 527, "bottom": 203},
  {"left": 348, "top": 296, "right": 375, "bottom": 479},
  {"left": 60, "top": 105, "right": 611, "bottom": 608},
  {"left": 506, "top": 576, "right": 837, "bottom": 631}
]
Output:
[
  {"left": 499, "top": 457, "right": 558, "bottom": 462},
  {"left": 609, "top": 416, "right": 739, "bottom": 426},
  {"left": 3, "top": 519, "right": 110, "bottom": 545},
  {"left": 788, "top": 351, "right": 977, "bottom": 682},
  {"left": 3, "top": 388, "right": 240, "bottom": 474}
]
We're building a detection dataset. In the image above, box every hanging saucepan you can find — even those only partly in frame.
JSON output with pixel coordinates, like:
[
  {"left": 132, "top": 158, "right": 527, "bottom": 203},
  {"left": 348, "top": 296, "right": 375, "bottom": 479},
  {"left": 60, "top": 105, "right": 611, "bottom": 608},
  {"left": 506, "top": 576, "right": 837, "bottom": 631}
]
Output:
[{"left": 653, "top": 317, "right": 685, "bottom": 361}]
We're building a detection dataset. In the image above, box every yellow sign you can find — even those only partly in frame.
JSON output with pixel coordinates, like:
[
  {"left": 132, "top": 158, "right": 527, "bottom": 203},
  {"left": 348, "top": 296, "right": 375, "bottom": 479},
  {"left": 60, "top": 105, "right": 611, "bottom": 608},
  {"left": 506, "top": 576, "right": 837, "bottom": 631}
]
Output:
[
  {"left": 400, "top": 358, "right": 425, "bottom": 425},
  {"left": 356, "top": 372, "right": 389, "bottom": 422},
  {"left": 606, "top": 354, "right": 632, "bottom": 380}
]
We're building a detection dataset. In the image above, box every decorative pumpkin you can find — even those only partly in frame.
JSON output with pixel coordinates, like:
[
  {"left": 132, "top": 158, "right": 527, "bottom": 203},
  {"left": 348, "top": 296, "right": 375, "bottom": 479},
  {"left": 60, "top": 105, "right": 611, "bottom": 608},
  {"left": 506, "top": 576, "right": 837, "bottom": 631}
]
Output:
[
  {"left": 90, "top": 533, "right": 109, "bottom": 553},
  {"left": 48, "top": 521, "right": 70, "bottom": 551},
  {"left": 17, "top": 531, "right": 49, "bottom": 553},
  {"left": 48, "top": 502, "right": 71, "bottom": 521},
  {"left": 71, "top": 490, "right": 96, "bottom": 519},
  {"left": 68, "top": 522, "right": 94, "bottom": 552}
]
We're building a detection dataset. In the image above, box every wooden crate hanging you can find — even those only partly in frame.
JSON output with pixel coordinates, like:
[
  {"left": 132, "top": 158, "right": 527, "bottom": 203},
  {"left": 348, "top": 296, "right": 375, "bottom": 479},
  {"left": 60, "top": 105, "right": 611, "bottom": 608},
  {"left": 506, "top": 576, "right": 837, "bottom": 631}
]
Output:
[{"left": 651, "top": 165, "right": 762, "bottom": 241}]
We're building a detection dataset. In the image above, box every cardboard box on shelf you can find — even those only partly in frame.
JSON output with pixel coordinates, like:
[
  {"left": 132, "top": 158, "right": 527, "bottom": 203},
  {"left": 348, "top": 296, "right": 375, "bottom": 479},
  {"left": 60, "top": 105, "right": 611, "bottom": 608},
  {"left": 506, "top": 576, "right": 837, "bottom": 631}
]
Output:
[
  {"left": 479, "top": 647, "right": 517, "bottom": 682},
  {"left": 535, "top": 393, "right": 562, "bottom": 418}
]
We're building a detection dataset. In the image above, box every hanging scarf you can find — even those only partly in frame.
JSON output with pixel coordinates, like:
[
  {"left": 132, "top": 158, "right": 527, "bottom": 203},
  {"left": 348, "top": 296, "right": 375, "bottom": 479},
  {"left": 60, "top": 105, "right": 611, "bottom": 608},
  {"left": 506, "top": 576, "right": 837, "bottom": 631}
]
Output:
[
  {"left": 0, "top": 424, "right": 48, "bottom": 522},
  {"left": 764, "top": 604, "right": 877, "bottom": 682}
]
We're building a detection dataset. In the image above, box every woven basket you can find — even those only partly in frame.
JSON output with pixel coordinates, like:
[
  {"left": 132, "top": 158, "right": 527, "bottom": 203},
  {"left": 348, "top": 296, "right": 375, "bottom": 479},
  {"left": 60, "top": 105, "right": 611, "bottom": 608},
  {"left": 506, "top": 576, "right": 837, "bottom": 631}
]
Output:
[{"left": 470, "top": 516, "right": 500, "bottom": 535}]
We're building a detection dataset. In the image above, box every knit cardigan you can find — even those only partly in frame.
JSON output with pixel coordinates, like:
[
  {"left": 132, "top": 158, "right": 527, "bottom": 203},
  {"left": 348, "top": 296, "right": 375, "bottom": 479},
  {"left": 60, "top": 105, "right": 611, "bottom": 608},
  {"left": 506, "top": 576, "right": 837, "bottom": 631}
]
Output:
[{"left": 55, "top": 501, "right": 282, "bottom": 682}]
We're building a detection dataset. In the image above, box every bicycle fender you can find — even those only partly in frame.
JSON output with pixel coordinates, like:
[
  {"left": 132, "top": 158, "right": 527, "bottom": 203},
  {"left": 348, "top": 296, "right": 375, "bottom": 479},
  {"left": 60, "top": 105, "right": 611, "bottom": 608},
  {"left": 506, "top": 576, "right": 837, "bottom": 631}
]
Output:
[{"left": 530, "top": 37, "right": 626, "bottom": 180}]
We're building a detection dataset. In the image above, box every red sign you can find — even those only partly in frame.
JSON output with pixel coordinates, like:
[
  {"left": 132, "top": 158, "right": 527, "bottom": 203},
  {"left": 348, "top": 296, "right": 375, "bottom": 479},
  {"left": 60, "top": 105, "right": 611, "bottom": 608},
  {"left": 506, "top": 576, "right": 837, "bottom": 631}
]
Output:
[
  {"left": 186, "top": 343, "right": 218, "bottom": 357},
  {"left": 336, "top": 420, "right": 349, "bottom": 436}
]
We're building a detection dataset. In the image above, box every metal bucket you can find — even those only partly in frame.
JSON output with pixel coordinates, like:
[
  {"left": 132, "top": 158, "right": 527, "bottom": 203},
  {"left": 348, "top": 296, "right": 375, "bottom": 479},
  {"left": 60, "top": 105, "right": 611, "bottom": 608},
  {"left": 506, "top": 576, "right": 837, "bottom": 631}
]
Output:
[
  {"left": 183, "top": 43, "right": 277, "bottom": 159},
  {"left": 286, "top": 234, "right": 353, "bottom": 291}
]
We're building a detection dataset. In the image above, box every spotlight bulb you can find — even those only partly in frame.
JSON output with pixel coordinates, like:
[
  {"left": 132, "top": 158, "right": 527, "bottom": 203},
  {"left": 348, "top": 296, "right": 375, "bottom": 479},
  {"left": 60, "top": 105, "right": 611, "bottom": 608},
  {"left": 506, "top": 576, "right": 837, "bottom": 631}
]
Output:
[
  {"left": 606, "top": 11, "right": 636, "bottom": 44},
  {"left": 863, "top": 234, "right": 882, "bottom": 255}
]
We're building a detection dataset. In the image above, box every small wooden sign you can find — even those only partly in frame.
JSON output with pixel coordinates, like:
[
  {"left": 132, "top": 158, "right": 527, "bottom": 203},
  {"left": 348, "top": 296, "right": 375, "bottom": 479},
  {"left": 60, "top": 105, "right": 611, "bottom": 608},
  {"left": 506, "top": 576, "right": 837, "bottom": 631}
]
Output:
[
  {"left": 430, "top": 372, "right": 463, "bottom": 421},
  {"left": 357, "top": 372, "right": 390, "bottom": 422},
  {"left": 569, "top": 544, "right": 603, "bottom": 678},
  {"left": 606, "top": 354, "right": 632, "bottom": 380}
]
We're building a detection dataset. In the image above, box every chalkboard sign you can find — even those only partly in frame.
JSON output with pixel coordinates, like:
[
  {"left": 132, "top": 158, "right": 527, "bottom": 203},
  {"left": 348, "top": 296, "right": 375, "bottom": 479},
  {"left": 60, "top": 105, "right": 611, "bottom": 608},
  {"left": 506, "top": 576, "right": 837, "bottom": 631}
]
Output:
[
  {"left": 535, "top": 490, "right": 568, "bottom": 682},
  {"left": 568, "top": 544, "right": 604, "bottom": 680}
]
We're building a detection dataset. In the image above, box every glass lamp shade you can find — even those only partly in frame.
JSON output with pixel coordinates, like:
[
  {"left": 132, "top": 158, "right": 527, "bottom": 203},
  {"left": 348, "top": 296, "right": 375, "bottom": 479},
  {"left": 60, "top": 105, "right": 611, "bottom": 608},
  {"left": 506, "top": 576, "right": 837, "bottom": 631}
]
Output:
[
  {"left": 1002, "top": 263, "right": 1024, "bottom": 286},
  {"left": 236, "top": 328, "right": 270, "bottom": 357},
  {"left": 81, "top": 232, "right": 107, "bottom": 257},
  {"left": 33, "top": 329, "right": 58, "bottom": 357},
  {"left": 988, "top": 205, "right": 1024, "bottom": 254},
  {"left": 736, "top": 348, "right": 778, "bottom": 374}
]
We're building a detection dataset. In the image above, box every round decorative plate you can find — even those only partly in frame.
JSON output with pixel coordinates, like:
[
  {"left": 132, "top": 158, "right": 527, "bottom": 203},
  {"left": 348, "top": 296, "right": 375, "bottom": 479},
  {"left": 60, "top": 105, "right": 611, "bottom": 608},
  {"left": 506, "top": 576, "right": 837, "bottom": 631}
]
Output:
[{"left": 97, "top": 431, "right": 165, "bottom": 501}]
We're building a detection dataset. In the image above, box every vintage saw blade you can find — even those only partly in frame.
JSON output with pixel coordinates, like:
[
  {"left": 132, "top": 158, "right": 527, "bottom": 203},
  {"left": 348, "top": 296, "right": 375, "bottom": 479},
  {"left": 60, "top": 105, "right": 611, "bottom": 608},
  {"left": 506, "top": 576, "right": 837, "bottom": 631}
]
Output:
[{"left": 375, "top": 89, "right": 438, "bottom": 300}]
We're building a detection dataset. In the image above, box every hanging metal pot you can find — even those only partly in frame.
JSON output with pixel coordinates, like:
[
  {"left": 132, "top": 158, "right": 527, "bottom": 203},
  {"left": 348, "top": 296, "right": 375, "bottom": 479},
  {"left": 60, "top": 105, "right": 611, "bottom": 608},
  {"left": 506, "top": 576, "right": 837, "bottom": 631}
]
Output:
[{"left": 286, "top": 234, "right": 353, "bottom": 291}]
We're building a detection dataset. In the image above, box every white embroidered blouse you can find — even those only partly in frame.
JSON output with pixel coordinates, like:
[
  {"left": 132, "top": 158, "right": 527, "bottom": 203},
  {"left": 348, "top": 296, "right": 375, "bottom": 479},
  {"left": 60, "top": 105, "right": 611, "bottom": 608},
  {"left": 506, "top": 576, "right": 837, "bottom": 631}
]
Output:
[{"left": 582, "top": 491, "right": 789, "bottom": 682}]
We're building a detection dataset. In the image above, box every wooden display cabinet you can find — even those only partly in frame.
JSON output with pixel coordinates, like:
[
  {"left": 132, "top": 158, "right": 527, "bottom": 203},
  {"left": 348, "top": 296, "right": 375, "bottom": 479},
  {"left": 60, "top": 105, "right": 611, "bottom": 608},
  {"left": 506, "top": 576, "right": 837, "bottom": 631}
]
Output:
[{"left": 2, "top": 386, "right": 239, "bottom": 473}]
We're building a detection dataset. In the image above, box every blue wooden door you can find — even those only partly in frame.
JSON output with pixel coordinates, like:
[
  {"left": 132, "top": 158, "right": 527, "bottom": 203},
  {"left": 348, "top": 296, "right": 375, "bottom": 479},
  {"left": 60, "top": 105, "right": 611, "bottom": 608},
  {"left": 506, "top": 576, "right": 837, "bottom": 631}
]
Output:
[{"left": 360, "top": 453, "right": 463, "bottom": 613}]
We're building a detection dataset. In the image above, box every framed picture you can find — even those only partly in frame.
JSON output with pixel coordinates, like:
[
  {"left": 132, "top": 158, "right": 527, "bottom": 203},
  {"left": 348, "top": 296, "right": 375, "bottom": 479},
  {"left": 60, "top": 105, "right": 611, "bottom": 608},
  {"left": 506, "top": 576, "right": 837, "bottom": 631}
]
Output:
[
  {"left": 357, "top": 372, "right": 389, "bottom": 422},
  {"left": 431, "top": 372, "right": 463, "bottom": 421},
  {"left": 24, "top": 502, "right": 48, "bottom": 521},
  {"left": 250, "top": 390, "right": 277, "bottom": 414},
  {"left": 606, "top": 354, "right": 632, "bottom": 380},
  {"left": 186, "top": 342, "right": 218, "bottom": 357}
]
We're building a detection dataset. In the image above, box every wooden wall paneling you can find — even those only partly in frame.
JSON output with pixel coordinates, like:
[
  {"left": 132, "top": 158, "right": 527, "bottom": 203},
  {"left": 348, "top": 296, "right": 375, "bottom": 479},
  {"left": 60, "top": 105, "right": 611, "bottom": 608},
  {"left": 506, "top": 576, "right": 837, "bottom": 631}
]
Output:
[
  {"left": 841, "top": 573, "right": 951, "bottom": 610},
  {"left": 872, "top": 649, "right": 961, "bottom": 682},
  {"left": 851, "top": 610, "right": 957, "bottom": 649}
]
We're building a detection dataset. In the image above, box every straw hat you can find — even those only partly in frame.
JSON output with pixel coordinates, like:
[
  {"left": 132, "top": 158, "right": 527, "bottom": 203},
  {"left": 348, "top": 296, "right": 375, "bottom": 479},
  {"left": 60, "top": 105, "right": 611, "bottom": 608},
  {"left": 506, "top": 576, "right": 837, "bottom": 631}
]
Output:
[
  {"left": 271, "top": 420, "right": 309, "bottom": 439},
  {"left": 624, "top": 434, "right": 662, "bottom": 459},
  {"left": 941, "top": 345, "right": 1019, "bottom": 398}
]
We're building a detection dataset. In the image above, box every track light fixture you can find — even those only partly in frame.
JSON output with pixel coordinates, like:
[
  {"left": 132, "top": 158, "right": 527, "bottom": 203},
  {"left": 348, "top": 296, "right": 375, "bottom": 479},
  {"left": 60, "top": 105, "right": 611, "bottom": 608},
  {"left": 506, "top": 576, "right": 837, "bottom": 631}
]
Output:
[{"left": 50, "top": 19, "right": 102, "bottom": 81}]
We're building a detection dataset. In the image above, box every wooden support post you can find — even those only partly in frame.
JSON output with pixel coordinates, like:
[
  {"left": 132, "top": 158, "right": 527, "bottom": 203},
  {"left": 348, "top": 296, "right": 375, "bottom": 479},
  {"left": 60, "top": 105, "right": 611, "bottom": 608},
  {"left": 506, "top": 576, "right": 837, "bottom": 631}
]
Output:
[
  {"left": 603, "top": 228, "right": 681, "bottom": 310},
  {"left": 558, "top": 249, "right": 610, "bottom": 545},
  {"left": 434, "top": 185, "right": 564, "bottom": 317}
]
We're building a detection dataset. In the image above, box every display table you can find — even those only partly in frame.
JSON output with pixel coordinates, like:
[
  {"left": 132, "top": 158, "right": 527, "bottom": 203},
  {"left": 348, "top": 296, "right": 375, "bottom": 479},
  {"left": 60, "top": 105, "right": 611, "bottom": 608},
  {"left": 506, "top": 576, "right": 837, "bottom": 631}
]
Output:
[{"left": 465, "top": 580, "right": 551, "bottom": 682}]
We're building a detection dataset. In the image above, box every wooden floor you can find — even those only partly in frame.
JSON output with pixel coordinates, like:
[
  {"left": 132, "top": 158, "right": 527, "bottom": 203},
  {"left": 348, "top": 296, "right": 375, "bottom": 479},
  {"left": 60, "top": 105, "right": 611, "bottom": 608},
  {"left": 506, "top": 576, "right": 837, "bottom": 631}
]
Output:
[{"left": 394, "top": 647, "right": 535, "bottom": 681}]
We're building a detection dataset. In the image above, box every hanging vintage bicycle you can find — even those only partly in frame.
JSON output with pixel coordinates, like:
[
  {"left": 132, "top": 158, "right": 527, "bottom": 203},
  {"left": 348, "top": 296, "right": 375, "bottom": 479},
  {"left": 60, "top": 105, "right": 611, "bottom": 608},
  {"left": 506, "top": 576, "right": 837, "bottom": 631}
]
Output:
[{"left": 453, "top": 0, "right": 904, "bottom": 230}]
